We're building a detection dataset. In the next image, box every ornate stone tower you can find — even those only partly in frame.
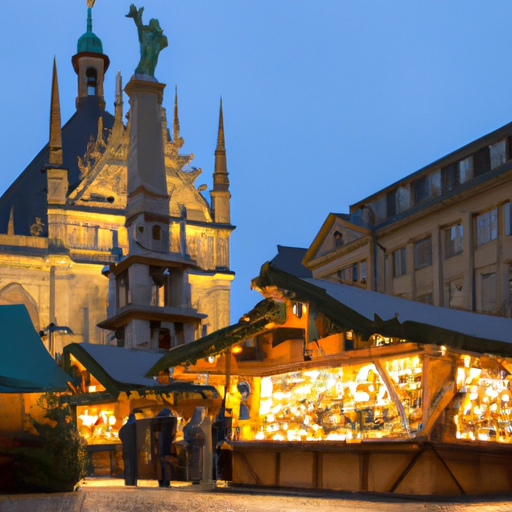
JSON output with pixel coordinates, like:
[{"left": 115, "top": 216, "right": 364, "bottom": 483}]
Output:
[
  {"left": 98, "top": 11, "right": 206, "bottom": 351},
  {"left": 98, "top": 75, "right": 206, "bottom": 350},
  {"left": 0, "top": 4, "right": 235, "bottom": 354}
]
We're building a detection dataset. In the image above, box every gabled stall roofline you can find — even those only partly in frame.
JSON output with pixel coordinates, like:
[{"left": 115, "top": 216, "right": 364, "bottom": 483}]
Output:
[
  {"left": 259, "top": 263, "right": 512, "bottom": 357},
  {"left": 147, "top": 263, "right": 512, "bottom": 376},
  {"left": 63, "top": 342, "right": 217, "bottom": 397},
  {"left": 146, "top": 299, "right": 286, "bottom": 376}
]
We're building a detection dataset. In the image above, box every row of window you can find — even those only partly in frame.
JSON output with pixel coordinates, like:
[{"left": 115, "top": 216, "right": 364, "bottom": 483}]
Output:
[
  {"left": 393, "top": 238, "right": 433, "bottom": 277},
  {"left": 393, "top": 202, "right": 512, "bottom": 278},
  {"left": 386, "top": 138, "right": 510, "bottom": 219}
]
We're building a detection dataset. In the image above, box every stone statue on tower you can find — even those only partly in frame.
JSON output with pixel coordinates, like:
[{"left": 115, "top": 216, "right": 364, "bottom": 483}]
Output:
[{"left": 126, "top": 4, "right": 168, "bottom": 78}]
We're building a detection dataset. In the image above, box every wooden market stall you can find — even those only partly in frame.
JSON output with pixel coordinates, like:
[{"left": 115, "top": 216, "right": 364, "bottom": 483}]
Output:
[
  {"left": 148, "top": 262, "right": 512, "bottom": 495},
  {"left": 62, "top": 342, "right": 221, "bottom": 478}
]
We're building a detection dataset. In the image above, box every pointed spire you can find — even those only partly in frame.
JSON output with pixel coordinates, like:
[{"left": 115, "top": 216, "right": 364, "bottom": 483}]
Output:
[
  {"left": 216, "top": 98, "right": 225, "bottom": 152},
  {"left": 87, "top": 7, "right": 93, "bottom": 33},
  {"left": 112, "top": 70, "right": 124, "bottom": 139},
  {"left": 213, "top": 97, "right": 229, "bottom": 190},
  {"left": 7, "top": 206, "right": 14, "bottom": 236},
  {"left": 170, "top": 86, "right": 184, "bottom": 150},
  {"left": 49, "top": 58, "right": 63, "bottom": 166},
  {"left": 173, "top": 86, "right": 180, "bottom": 143}
]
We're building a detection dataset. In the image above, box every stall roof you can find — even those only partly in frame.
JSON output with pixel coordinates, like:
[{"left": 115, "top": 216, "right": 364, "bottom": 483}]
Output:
[
  {"left": 0, "top": 305, "right": 71, "bottom": 393},
  {"left": 64, "top": 342, "right": 218, "bottom": 397},
  {"left": 253, "top": 263, "right": 512, "bottom": 357},
  {"left": 67, "top": 343, "right": 166, "bottom": 388},
  {"left": 147, "top": 262, "right": 512, "bottom": 375},
  {"left": 303, "top": 277, "right": 512, "bottom": 345}
]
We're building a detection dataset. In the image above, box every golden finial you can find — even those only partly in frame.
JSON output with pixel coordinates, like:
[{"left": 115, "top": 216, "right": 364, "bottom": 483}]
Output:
[{"left": 87, "top": 0, "right": 96, "bottom": 7}]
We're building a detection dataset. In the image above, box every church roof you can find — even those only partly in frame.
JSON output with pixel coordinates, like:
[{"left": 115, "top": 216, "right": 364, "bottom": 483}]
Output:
[{"left": 0, "top": 97, "right": 114, "bottom": 237}]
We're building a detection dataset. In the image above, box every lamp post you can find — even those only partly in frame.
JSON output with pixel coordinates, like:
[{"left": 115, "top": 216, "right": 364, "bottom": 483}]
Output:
[{"left": 39, "top": 323, "right": 73, "bottom": 357}]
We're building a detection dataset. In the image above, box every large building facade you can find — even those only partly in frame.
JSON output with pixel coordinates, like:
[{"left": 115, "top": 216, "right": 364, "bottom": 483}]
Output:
[
  {"left": 304, "top": 121, "right": 512, "bottom": 317},
  {"left": 0, "top": 8, "right": 234, "bottom": 354}
]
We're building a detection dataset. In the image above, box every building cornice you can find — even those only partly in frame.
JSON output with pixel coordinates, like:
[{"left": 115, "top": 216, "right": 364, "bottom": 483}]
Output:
[{"left": 306, "top": 236, "right": 371, "bottom": 271}]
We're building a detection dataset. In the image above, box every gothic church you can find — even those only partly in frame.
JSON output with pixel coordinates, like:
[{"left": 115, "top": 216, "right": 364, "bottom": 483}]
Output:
[{"left": 0, "top": 7, "right": 234, "bottom": 354}]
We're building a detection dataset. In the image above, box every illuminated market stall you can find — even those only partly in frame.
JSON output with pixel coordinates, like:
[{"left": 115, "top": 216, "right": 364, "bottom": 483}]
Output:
[
  {"left": 148, "top": 260, "right": 512, "bottom": 495},
  {"left": 62, "top": 342, "right": 220, "bottom": 477}
]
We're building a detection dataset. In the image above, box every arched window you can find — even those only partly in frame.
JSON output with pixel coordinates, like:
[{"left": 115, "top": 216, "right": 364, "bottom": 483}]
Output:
[{"left": 86, "top": 68, "right": 98, "bottom": 95}]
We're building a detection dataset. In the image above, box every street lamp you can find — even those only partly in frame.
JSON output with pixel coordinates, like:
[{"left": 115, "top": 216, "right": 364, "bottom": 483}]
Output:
[{"left": 39, "top": 323, "right": 73, "bottom": 357}]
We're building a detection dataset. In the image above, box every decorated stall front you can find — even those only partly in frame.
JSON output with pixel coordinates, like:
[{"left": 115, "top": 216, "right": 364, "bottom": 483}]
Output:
[
  {"left": 62, "top": 342, "right": 221, "bottom": 478},
  {"left": 148, "top": 263, "right": 512, "bottom": 495}
]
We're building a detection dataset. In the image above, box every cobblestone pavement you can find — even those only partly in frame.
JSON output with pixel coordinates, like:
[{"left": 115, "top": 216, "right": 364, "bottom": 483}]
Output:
[{"left": 1, "top": 485, "right": 512, "bottom": 512}]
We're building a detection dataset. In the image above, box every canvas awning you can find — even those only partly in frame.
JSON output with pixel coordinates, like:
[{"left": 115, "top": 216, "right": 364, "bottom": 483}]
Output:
[{"left": 0, "top": 305, "right": 71, "bottom": 393}]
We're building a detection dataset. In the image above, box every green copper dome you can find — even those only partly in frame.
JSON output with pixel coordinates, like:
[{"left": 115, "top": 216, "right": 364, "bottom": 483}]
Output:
[{"left": 77, "top": 8, "right": 103, "bottom": 54}]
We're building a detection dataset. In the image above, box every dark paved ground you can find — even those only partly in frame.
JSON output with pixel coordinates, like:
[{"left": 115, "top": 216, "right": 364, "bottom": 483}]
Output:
[{"left": 1, "top": 483, "right": 512, "bottom": 512}]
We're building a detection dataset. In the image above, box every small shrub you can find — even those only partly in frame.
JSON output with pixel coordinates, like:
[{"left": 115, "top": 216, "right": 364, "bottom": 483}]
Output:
[{"left": 9, "top": 393, "right": 88, "bottom": 493}]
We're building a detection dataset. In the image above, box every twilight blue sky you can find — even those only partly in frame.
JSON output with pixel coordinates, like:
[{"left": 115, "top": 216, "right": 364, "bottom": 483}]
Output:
[{"left": 2, "top": 1, "right": 512, "bottom": 323}]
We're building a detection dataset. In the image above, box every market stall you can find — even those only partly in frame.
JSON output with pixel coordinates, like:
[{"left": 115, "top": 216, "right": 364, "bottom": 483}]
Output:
[
  {"left": 148, "top": 263, "right": 512, "bottom": 495},
  {"left": 62, "top": 342, "right": 221, "bottom": 477}
]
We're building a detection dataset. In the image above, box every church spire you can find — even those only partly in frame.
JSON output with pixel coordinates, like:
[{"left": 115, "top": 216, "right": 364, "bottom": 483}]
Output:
[
  {"left": 173, "top": 86, "right": 180, "bottom": 143},
  {"left": 7, "top": 206, "right": 14, "bottom": 236},
  {"left": 213, "top": 98, "right": 229, "bottom": 190},
  {"left": 172, "top": 86, "right": 183, "bottom": 150},
  {"left": 111, "top": 70, "right": 124, "bottom": 139},
  {"left": 49, "top": 58, "right": 63, "bottom": 166},
  {"left": 210, "top": 98, "right": 231, "bottom": 224}
]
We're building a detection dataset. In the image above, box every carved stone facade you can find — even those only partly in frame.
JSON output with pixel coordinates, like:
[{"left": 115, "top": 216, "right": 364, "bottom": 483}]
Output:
[{"left": 0, "top": 10, "right": 234, "bottom": 354}]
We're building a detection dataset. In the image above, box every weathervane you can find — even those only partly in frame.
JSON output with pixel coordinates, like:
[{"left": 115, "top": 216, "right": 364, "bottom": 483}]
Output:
[{"left": 126, "top": 4, "right": 168, "bottom": 78}]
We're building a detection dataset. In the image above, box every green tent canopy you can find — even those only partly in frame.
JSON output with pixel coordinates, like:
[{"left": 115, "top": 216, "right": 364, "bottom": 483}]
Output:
[{"left": 0, "top": 305, "right": 71, "bottom": 393}]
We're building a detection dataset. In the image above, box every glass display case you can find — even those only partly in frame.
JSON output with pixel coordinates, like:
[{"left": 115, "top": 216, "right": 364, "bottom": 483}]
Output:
[
  {"left": 233, "top": 355, "right": 425, "bottom": 442},
  {"left": 453, "top": 354, "right": 512, "bottom": 443}
]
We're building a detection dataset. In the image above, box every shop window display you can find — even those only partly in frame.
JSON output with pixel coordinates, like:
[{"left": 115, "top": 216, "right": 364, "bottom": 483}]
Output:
[
  {"left": 249, "top": 363, "right": 409, "bottom": 442},
  {"left": 454, "top": 354, "right": 512, "bottom": 443},
  {"left": 77, "top": 404, "right": 123, "bottom": 444}
]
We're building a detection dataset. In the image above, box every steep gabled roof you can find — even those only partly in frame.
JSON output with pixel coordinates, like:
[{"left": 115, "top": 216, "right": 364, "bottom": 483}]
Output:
[{"left": 0, "top": 97, "right": 114, "bottom": 236}]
